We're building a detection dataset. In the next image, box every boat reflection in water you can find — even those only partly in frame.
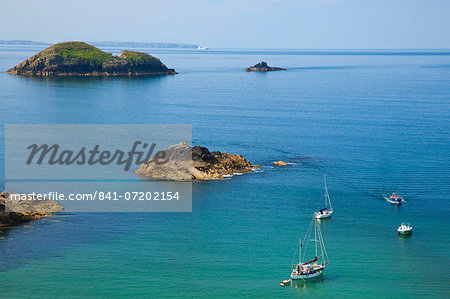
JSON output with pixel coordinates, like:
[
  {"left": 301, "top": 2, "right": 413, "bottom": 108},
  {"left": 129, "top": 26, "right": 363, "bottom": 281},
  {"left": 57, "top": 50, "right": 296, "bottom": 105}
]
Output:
[{"left": 291, "top": 275, "right": 325, "bottom": 289}]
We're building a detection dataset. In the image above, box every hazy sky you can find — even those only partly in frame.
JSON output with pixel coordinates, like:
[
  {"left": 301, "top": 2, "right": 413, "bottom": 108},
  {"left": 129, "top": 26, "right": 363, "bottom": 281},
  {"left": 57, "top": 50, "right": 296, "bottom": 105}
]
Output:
[{"left": 1, "top": 0, "right": 449, "bottom": 48}]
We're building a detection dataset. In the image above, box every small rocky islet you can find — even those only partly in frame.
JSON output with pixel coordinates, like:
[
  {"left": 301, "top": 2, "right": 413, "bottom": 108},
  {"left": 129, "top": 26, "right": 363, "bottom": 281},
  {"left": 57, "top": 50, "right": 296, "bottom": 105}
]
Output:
[
  {"left": 245, "top": 61, "right": 286, "bottom": 72},
  {"left": 135, "top": 142, "right": 260, "bottom": 180},
  {"left": 0, "top": 191, "right": 64, "bottom": 226},
  {"left": 6, "top": 41, "right": 177, "bottom": 76}
]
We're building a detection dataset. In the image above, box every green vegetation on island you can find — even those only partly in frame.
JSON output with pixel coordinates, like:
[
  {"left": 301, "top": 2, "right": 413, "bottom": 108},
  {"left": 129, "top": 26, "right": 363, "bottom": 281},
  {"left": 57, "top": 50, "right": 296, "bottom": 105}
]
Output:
[
  {"left": 6, "top": 41, "right": 177, "bottom": 76},
  {"left": 51, "top": 42, "right": 114, "bottom": 64}
]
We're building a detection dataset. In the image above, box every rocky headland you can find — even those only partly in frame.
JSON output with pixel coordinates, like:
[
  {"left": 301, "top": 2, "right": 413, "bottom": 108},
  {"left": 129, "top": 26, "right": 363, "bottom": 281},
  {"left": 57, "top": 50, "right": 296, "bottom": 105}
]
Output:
[
  {"left": 0, "top": 191, "right": 64, "bottom": 225},
  {"left": 6, "top": 41, "right": 177, "bottom": 76},
  {"left": 245, "top": 61, "right": 286, "bottom": 72},
  {"left": 135, "top": 142, "right": 256, "bottom": 180}
]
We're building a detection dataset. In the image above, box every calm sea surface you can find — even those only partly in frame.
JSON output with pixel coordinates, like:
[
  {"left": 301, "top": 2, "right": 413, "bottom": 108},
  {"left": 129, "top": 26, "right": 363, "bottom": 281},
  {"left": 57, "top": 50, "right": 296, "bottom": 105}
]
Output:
[{"left": 0, "top": 46, "right": 449, "bottom": 298}]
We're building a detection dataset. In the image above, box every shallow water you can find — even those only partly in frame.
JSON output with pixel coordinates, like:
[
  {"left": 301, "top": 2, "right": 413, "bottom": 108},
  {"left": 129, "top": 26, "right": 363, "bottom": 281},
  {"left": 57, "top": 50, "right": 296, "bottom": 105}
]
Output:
[{"left": 0, "top": 45, "right": 449, "bottom": 298}]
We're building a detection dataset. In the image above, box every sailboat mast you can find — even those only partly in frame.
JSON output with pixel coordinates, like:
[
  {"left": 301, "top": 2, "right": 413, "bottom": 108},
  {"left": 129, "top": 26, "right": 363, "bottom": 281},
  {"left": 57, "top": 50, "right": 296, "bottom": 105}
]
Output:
[
  {"left": 314, "top": 218, "right": 318, "bottom": 258},
  {"left": 324, "top": 174, "right": 328, "bottom": 209},
  {"left": 299, "top": 238, "right": 302, "bottom": 264},
  {"left": 324, "top": 174, "right": 332, "bottom": 210}
]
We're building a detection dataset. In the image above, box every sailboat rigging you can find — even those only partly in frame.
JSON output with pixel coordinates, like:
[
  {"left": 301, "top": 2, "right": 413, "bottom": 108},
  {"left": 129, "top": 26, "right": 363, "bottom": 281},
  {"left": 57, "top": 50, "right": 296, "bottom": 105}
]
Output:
[
  {"left": 290, "top": 216, "right": 329, "bottom": 280},
  {"left": 314, "top": 174, "right": 333, "bottom": 219}
]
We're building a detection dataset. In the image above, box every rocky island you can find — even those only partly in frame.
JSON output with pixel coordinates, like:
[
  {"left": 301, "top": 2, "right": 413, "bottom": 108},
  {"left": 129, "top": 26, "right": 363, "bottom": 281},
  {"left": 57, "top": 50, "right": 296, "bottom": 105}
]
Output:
[
  {"left": 6, "top": 41, "right": 177, "bottom": 76},
  {"left": 245, "top": 61, "right": 286, "bottom": 72},
  {"left": 135, "top": 142, "right": 257, "bottom": 180},
  {"left": 0, "top": 191, "right": 64, "bottom": 225}
]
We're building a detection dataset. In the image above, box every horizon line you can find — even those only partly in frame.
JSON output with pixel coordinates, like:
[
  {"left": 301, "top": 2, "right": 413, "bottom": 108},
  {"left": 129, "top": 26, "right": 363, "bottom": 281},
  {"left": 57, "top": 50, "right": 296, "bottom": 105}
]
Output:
[{"left": 0, "top": 40, "right": 449, "bottom": 51}]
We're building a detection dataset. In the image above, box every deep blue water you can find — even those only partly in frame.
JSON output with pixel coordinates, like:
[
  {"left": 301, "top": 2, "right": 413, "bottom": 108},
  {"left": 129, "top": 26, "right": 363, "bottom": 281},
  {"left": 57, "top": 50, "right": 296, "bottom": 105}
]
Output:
[{"left": 0, "top": 45, "right": 449, "bottom": 298}]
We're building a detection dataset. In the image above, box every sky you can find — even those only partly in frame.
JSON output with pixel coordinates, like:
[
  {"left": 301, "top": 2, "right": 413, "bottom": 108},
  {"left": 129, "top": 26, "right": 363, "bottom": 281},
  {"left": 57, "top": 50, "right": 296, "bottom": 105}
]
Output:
[{"left": 1, "top": 0, "right": 449, "bottom": 49}]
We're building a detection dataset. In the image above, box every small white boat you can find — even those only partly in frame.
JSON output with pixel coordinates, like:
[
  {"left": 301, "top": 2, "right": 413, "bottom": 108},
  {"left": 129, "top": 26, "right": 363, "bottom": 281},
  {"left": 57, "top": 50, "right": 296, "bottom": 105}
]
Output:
[
  {"left": 290, "top": 217, "right": 328, "bottom": 280},
  {"left": 280, "top": 279, "right": 291, "bottom": 286},
  {"left": 385, "top": 192, "right": 404, "bottom": 204},
  {"left": 314, "top": 174, "right": 333, "bottom": 219},
  {"left": 398, "top": 222, "right": 413, "bottom": 235}
]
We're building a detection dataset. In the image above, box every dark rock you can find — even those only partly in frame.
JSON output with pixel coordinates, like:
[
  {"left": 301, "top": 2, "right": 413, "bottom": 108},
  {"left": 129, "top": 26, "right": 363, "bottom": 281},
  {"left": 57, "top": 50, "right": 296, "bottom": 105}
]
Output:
[
  {"left": 245, "top": 61, "right": 286, "bottom": 72},
  {"left": 135, "top": 142, "right": 255, "bottom": 180},
  {"left": 0, "top": 191, "right": 64, "bottom": 225}
]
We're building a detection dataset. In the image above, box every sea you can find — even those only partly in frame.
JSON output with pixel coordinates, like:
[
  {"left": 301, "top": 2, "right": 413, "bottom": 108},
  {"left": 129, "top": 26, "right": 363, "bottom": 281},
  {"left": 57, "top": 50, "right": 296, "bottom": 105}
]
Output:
[{"left": 0, "top": 45, "right": 449, "bottom": 298}]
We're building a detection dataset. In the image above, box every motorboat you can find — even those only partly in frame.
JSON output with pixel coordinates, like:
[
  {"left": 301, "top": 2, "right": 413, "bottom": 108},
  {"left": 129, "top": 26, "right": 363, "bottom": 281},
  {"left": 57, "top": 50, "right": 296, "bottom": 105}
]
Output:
[
  {"left": 398, "top": 222, "right": 413, "bottom": 235},
  {"left": 385, "top": 192, "right": 404, "bottom": 204}
]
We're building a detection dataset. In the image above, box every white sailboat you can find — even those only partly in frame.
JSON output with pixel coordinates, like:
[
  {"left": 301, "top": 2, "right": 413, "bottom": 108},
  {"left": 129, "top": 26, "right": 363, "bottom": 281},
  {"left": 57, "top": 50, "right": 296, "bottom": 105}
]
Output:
[
  {"left": 291, "top": 217, "right": 329, "bottom": 280},
  {"left": 314, "top": 174, "right": 333, "bottom": 219}
]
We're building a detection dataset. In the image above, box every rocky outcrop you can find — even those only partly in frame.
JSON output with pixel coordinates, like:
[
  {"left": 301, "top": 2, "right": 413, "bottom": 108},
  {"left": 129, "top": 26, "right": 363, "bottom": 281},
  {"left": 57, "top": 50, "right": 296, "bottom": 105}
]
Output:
[
  {"left": 6, "top": 42, "right": 177, "bottom": 76},
  {"left": 0, "top": 191, "right": 64, "bottom": 225},
  {"left": 245, "top": 61, "right": 286, "bottom": 72},
  {"left": 135, "top": 142, "right": 255, "bottom": 180}
]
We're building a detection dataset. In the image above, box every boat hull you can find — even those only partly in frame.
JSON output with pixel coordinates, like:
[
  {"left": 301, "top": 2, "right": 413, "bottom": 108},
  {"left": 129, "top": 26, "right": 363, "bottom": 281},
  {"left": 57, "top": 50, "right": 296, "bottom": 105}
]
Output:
[
  {"left": 387, "top": 199, "right": 402, "bottom": 204},
  {"left": 315, "top": 210, "right": 333, "bottom": 219},
  {"left": 398, "top": 231, "right": 412, "bottom": 235},
  {"left": 385, "top": 195, "right": 404, "bottom": 204},
  {"left": 280, "top": 279, "right": 291, "bottom": 286},
  {"left": 291, "top": 268, "right": 324, "bottom": 280},
  {"left": 398, "top": 229, "right": 412, "bottom": 235}
]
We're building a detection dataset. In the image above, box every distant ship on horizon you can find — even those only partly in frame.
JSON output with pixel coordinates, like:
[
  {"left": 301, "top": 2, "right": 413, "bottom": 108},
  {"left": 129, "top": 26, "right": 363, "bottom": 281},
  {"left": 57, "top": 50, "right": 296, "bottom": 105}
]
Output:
[{"left": 197, "top": 45, "right": 209, "bottom": 50}]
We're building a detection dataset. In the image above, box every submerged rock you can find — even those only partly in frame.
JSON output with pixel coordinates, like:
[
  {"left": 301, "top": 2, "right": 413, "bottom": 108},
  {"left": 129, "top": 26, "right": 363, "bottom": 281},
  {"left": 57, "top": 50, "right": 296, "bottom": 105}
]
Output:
[
  {"left": 0, "top": 191, "right": 64, "bottom": 225},
  {"left": 135, "top": 142, "right": 254, "bottom": 180},
  {"left": 245, "top": 61, "right": 286, "bottom": 72},
  {"left": 6, "top": 41, "right": 177, "bottom": 76}
]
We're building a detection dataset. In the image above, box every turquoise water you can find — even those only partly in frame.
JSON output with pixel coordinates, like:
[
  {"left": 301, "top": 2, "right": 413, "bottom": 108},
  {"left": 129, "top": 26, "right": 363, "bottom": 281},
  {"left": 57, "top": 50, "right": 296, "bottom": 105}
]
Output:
[{"left": 0, "top": 46, "right": 449, "bottom": 298}]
